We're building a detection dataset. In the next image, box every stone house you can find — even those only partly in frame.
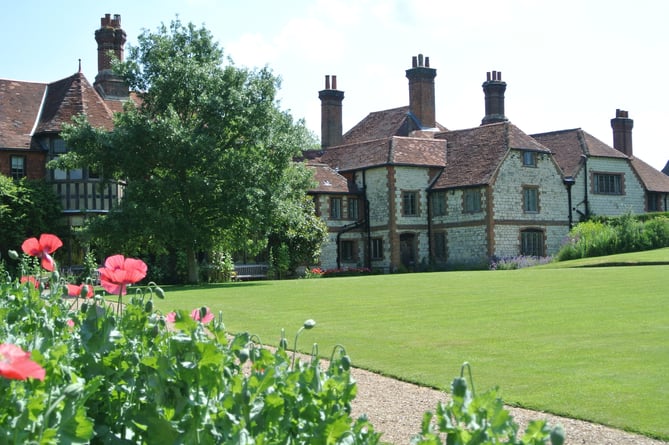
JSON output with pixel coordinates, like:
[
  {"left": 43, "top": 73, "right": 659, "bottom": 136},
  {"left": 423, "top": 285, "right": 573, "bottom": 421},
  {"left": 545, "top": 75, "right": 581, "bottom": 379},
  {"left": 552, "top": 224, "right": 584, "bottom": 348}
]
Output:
[
  {"left": 0, "top": 14, "right": 133, "bottom": 263},
  {"left": 307, "top": 56, "right": 669, "bottom": 271}
]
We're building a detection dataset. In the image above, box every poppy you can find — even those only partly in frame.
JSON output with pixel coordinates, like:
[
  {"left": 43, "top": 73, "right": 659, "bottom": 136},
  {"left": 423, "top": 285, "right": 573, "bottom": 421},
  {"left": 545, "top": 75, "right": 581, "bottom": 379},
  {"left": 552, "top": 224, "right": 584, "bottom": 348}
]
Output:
[
  {"left": 0, "top": 343, "right": 46, "bottom": 381},
  {"left": 98, "top": 255, "right": 148, "bottom": 296},
  {"left": 20, "top": 276, "right": 39, "bottom": 288},
  {"left": 21, "top": 234, "right": 63, "bottom": 272},
  {"left": 190, "top": 307, "right": 214, "bottom": 324},
  {"left": 66, "top": 283, "right": 94, "bottom": 298}
]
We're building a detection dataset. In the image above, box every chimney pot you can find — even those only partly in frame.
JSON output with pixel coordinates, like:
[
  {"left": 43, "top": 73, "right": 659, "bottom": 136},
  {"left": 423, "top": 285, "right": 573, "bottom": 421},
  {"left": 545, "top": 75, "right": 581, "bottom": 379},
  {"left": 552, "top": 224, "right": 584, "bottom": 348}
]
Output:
[
  {"left": 481, "top": 69, "right": 508, "bottom": 125},
  {"left": 412, "top": 56, "right": 418, "bottom": 68},
  {"left": 406, "top": 55, "right": 437, "bottom": 128},
  {"left": 611, "top": 109, "right": 633, "bottom": 156},
  {"left": 319, "top": 75, "right": 344, "bottom": 148}
]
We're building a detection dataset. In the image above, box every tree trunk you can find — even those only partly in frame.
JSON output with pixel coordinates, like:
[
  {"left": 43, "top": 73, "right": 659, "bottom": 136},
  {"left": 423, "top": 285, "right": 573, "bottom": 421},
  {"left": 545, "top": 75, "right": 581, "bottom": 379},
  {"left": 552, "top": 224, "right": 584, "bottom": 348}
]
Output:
[{"left": 187, "top": 247, "right": 199, "bottom": 284}]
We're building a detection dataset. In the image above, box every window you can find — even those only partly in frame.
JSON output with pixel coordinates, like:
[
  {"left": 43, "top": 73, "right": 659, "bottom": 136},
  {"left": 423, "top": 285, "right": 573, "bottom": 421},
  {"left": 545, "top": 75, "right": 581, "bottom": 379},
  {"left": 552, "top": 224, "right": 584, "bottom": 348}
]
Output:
[
  {"left": 53, "top": 139, "right": 67, "bottom": 153},
  {"left": 432, "top": 191, "right": 446, "bottom": 217},
  {"left": 371, "top": 238, "right": 383, "bottom": 260},
  {"left": 523, "top": 187, "right": 539, "bottom": 213},
  {"left": 10, "top": 156, "right": 26, "bottom": 179},
  {"left": 433, "top": 232, "right": 447, "bottom": 261},
  {"left": 463, "top": 189, "right": 481, "bottom": 213},
  {"left": 593, "top": 173, "right": 622, "bottom": 195},
  {"left": 330, "top": 197, "right": 342, "bottom": 219},
  {"left": 521, "top": 229, "right": 544, "bottom": 257},
  {"left": 340, "top": 240, "right": 356, "bottom": 261},
  {"left": 402, "top": 191, "right": 418, "bottom": 216},
  {"left": 647, "top": 193, "right": 659, "bottom": 212},
  {"left": 522, "top": 151, "right": 537, "bottom": 167},
  {"left": 348, "top": 197, "right": 359, "bottom": 220}
]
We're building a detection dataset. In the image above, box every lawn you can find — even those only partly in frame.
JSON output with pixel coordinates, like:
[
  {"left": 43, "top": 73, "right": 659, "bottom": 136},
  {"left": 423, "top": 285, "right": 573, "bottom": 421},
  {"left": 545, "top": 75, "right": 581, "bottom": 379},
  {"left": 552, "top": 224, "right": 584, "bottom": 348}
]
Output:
[{"left": 151, "top": 255, "right": 669, "bottom": 440}]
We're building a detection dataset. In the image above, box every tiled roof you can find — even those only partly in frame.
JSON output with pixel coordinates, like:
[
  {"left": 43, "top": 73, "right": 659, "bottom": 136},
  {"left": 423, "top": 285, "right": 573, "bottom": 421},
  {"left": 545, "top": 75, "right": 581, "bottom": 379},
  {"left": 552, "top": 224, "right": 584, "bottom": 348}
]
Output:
[
  {"left": 319, "top": 136, "right": 446, "bottom": 173},
  {"left": 630, "top": 156, "right": 669, "bottom": 193},
  {"left": 36, "top": 72, "right": 115, "bottom": 133},
  {"left": 432, "top": 122, "right": 549, "bottom": 189},
  {"left": 1, "top": 73, "right": 138, "bottom": 150},
  {"left": 663, "top": 160, "right": 669, "bottom": 176},
  {"left": 532, "top": 128, "right": 627, "bottom": 177},
  {"left": 307, "top": 162, "right": 352, "bottom": 193},
  {"left": 343, "top": 106, "right": 447, "bottom": 144},
  {"left": 0, "top": 79, "right": 47, "bottom": 148}
]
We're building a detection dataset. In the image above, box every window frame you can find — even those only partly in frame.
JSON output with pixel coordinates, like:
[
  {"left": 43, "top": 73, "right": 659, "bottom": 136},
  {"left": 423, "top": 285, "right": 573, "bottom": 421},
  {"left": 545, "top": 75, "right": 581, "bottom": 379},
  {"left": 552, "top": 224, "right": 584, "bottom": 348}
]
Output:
[
  {"left": 340, "top": 240, "right": 357, "bottom": 262},
  {"left": 522, "top": 186, "right": 539, "bottom": 213},
  {"left": 463, "top": 189, "right": 482, "bottom": 213},
  {"left": 371, "top": 238, "right": 384, "bottom": 260},
  {"left": 593, "top": 173, "right": 623, "bottom": 195},
  {"left": 432, "top": 191, "right": 447, "bottom": 217},
  {"left": 402, "top": 191, "right": 419, "bottom": 217},
  {"left": 520, "top": 229, "right": 545, "bottom": 257},
  {"left": 10, "top": 155, "right": 26, "bottom": 180},
  {"left": 433, "top": 231, "right": 447, "bottom": 261},
  {"left": 348, "top": 197, "right": 359, "bottom": 220},
  {"left": 330, "top": 197, "right": 342, "bottom": 219},
  {"left": 522, "top": 151, "right": 537, "bottom": 167}
]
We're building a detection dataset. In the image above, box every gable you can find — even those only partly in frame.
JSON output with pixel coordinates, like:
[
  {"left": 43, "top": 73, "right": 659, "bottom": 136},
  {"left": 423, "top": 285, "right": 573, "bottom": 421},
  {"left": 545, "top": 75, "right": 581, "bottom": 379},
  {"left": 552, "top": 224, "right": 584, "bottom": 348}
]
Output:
[
  {"left": 0, "top": 79, "right": 47, "bottom": 149},
  {"left": 433, "top": 122, "right": 549, "bottom": 189},
  {"left": 36, "top": 72, "right": 115, "bottom": 134}
]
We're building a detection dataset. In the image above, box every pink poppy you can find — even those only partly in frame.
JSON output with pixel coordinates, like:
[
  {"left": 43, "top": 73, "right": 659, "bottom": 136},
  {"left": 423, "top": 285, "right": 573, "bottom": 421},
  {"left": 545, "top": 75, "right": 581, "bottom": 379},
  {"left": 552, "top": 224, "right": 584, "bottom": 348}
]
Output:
[
  {"left": 0, "top": 343, "right": 46, "bottom": 381},
  {"left": 66, "top": 283, "right": 94, "bottom": 298},
  {"left": 190, "top": 307, "right": 214, "bottom": 324},
  {"left": 165, "top": 312, "right": 177, "bottom": 323},
  {"left": 66, "top": 319, "right": 75, "bottom": 328},
  {"left": 21, "top": 234, "right": 63, "bottom": 272},
  {"left": 98, "top": 255, "right": 147, "bottom": 296},
  {"left": 20, "top": 276, "right": 39, "bottom": 288}
]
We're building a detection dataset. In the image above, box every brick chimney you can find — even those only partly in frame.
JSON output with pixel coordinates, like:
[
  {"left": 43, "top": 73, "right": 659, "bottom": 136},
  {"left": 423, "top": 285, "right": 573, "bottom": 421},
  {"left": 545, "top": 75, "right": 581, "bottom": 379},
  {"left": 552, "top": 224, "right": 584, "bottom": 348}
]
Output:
[
  {"left": 319, "top": 75, "right": 344, "bottom": 148},
  {"left": 481, "top": 70, "right": 508, "bottom": 125},
  {"left": 94, "top": 13, "right": 128, "bottom": 99},
  {"left": 405, "top": 54, "right": 437, "bottom": 129},
  {"left": 611, "top": 109, "right": 633, "bottom": 156}
]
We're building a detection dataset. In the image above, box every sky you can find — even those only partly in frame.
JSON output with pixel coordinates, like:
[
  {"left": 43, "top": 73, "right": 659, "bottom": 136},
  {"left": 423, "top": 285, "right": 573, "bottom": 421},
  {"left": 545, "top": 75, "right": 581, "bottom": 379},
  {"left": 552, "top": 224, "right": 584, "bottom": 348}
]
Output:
[{"left": 3, "top": 0, "right": 668, "bottom": 170}]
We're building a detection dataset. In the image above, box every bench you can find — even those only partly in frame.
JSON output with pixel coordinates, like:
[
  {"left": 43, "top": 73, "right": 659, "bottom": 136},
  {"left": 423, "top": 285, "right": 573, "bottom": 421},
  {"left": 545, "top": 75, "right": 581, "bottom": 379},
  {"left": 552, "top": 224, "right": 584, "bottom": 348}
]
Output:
[{"left": 234, "top": 264, "right": 269, "bottom": 281}]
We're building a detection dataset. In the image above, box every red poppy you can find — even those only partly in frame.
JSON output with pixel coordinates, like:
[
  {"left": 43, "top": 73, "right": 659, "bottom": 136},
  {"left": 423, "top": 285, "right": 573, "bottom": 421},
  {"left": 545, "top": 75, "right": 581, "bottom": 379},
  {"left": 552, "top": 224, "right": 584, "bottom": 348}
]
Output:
[
  {"left": 98, "top": 255, "right": 147, "bottom": 296},
  {"left": 20, "top": 276, "right": 39, "bottom": 288},
  {"left": 21, "top": 234, "right": 63, "bottom": 272},
  {"left": 0, "top": 343, "right": 46, "bottom": 381},
  {"left": 190, "top": 307, "right": 214, "bottom": 324},
  {"left": 67, "top": 283, "right": 94, "bottom": 298}
]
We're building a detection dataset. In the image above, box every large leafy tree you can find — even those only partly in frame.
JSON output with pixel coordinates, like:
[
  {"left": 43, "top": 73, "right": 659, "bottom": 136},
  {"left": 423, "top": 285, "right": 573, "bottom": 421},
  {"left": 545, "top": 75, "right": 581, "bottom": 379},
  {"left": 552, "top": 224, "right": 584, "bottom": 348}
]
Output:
[
  {"left": 60, "top": 19, "right": 320, "bottom": 283},
  {"left": 0, "top": 176, "right": 64, "bottom": 260}
]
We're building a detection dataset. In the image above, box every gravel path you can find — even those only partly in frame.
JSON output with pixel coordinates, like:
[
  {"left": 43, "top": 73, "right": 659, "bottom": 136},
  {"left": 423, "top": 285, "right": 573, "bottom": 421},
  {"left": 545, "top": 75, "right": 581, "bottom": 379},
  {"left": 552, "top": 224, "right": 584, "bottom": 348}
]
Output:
[{"left": 349, "top": 367, "right": 667, "bottom": 445}]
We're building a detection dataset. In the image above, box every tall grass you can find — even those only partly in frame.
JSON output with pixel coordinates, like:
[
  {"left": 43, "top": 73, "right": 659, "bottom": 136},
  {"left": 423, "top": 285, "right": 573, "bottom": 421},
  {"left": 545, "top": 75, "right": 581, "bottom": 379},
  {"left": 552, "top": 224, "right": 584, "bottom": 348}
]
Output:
[{"left": 152, "top": 260, "right": 669, "bottom": 440}]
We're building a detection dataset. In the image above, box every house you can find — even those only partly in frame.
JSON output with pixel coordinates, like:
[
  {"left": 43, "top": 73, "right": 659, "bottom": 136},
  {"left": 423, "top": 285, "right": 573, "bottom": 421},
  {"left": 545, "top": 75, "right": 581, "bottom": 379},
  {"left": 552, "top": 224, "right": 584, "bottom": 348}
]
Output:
[
  {"left": 308, "top": 56, "right": 669, "bottom": 272},
  {"left": 0, "top": 14, "right": 132, "bottom": 264}
]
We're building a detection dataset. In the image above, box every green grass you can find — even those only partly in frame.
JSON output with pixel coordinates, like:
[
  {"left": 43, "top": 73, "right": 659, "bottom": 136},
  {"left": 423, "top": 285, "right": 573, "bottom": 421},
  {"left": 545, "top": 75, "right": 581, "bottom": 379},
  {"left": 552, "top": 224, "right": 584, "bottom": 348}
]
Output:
[{"left": 150, "top": 252, "right": 669, "bottom": 440}]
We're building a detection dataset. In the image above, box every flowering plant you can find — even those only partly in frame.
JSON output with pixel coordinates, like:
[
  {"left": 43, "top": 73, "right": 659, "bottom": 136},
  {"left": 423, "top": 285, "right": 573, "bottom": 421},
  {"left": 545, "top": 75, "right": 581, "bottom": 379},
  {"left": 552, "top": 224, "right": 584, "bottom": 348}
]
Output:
[{"left": 0, "top": 234, "right": 379, "bottom": 444}]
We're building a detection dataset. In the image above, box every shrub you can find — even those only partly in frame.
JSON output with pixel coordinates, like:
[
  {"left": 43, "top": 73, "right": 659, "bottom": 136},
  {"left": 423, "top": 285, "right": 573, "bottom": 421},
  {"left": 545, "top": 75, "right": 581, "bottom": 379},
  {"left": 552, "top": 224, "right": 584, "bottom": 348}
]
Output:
[{"left": 557, "top": 214, "right": 669, "bottom": 261}]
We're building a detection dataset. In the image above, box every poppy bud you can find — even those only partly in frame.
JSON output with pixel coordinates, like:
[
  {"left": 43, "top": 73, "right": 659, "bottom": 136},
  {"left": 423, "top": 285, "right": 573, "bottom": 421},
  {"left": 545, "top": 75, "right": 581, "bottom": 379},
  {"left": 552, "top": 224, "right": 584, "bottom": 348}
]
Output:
[{"left": 8, "top": 250, "right": 19, "bottom": 260}]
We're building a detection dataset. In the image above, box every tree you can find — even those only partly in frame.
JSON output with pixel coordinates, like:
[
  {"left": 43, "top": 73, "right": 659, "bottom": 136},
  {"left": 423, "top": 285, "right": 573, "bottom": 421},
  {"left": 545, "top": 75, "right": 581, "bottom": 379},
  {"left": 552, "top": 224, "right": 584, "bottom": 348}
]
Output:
[
  {"left": 60, "top": 19, "right": 320, "bottom": 283},
  {"left": 0, "top": 176, "right": 64, "bottom": 264}
]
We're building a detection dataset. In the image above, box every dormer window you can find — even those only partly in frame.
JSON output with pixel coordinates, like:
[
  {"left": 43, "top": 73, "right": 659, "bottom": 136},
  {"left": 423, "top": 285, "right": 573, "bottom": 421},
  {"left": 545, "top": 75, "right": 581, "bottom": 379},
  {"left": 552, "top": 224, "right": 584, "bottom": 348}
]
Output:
[{"left": 522, "top": 151, "right": 537, "bottom": 167}]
